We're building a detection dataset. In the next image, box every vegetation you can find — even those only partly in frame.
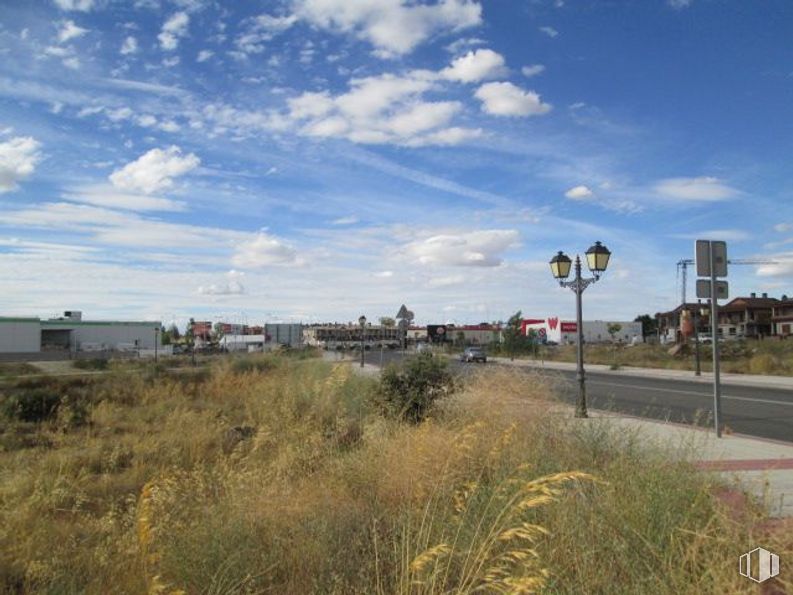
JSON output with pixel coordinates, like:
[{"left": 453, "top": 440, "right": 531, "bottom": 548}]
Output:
[
  {"left": 376, "top": 353, "right": 455, "bottom": 422},
  {"left": 72, "top": 358, "right": 110, "bottom": 371},
  {"left": 0, "top": 362, "right": 39, "bottom": 377},
  {"left": 0, "top": 354, "right": 789, "bottom": 593},
  {"left": 537, "top": 340, "right": 793, "bottom": 376}
]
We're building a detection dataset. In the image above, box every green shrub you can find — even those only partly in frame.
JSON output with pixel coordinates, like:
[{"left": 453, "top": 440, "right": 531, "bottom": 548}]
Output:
[
  {"left": 748, "top": 353, "right": 779, "bottom": 375},
  {"left": 230, "top": 356, "right": 277, "bottom": 375},
  {"left": 73, "top": 358, "right": 109, "bottom": 370},
  {"left": 2, "top": 388, "right": 61, "bottom": 422},
  {"left": 375, "top": 353, "right": 454, "bottom": 423}
]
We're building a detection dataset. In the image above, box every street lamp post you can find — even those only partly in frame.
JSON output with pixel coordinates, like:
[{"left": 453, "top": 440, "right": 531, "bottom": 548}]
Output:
[
  {"left": 549, "top": 241, "right": 612, "bottom": 418},
  {"left": 154, "top": 326, "right": 159, "bottom": 363},
  {"left": 358, "top": 315, "right": 366, "bottom": 368}
]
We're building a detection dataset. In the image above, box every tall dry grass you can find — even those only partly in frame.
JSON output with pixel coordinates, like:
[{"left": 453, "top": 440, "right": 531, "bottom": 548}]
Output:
[{"left": 0, "top": 354, "right": 789, "bottom": 593}]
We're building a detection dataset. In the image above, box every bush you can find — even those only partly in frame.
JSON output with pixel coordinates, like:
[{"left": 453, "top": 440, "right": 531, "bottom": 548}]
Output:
[
  {"left": 2, "top": 388, "right": 61, "bottom": 422},
  {"left": 748, "top": 353, "right": 779, "bottom": 375},
  {"left": 73, "top": 358, "right": 109, "bottom": 370},
  {"left": 375, "top": 353, "right": 454, "bottom": 423}
]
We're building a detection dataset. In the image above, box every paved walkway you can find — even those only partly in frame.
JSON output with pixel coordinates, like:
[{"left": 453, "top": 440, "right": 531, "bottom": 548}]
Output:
[{"left": 491, "top": 356, "right": 793, "bottom": 390}]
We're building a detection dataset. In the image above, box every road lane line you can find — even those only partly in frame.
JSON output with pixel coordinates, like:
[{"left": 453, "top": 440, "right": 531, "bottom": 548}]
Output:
[{"left": 586, "top": 380, "right": 793, "bottom": 407}]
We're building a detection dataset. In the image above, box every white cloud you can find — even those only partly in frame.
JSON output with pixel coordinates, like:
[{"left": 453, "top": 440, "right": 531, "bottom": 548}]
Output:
[
  {"left": 106, "top": 106, "right": 133, "bottom": 121},
  {"left": 136, "top": 114, "right": 158, "bottom": 127},
  {"left": 109, "top": 146, "right": 200, "bottom": 194},
  {"left": 441, "top": 49, "right": 507, "bottom": 83},
  {"left": 62, "top": 184, "right": 187, "bottom": 212},
  {"left": 0, "top": 136, "right": 41, "bottom": 193},
  {"left": 120, "top": 36, "right": 138, "bottom": 55},
  {"left": 231, "top": 233, "right": 298, "bottom": 268},
  {"left": 198, "top": 273, "right": 245, "bottom": 295},
  {"left": 774, "top": 223, "right": 793, "bottom": 233},
  {"left": 53, "top": 0, "right": 94, "bottom": 11},
  {"left": 668, "top": 0, "right": 693, "bottom": 8},
  {"left": 158, "top": 12, "right": 190, "bottom": 50},
  {"left": 474, "top": 81, "right": 552, "bottom": 117},
  {"left": 444, "top": 37, "right": 485, "bottom": 54},
  {"left": 757, "top": 259, "right": 793, "bottom": 278},
  {"left": 196, "top": 49, "right": 214, "bottom": 62},
  {"left": 63, "top": 56, "right": 81, "bottom": 70},
  {"left": 539, "top": 26, "right": 559, "bottom": 38},
  {"left": 287, "top": 71, "right": 479, "bottom": 146},
  {"left": 565, "top": 185, "right": 593, "bottom": 200},
  {"left": 236, "top": 14, "right": 297, "bottom": 54},
  {"left": 57, "top": 20, "right": 88, "bottom": 43},
  {"left": 521, "top": 64, "right": 545, "bottom": 78},
  {"left": 295, "top": 0, "right": 482, "bottom": 57},
  {"left": 374, "top": 270, "right": 394, "bottom": 278},
  {"left": 672, "top": 229, "right": 750, "bottom": 242},
  {"left": 332, "top": 216, "right": 359, "bottom": 225},
  {"left": 654, "top": 177, "right": 738, "bottom": 202},
  {"left": 403, "top": 229, "right": 520, "bottom": 267}
]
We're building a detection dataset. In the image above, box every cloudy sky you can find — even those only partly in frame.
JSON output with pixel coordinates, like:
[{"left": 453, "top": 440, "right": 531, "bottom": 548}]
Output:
[{"left": 1, "top": 0, "right": 792, "bottom": 327}]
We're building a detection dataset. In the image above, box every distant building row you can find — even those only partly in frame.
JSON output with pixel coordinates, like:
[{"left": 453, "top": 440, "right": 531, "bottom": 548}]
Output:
[{"left": 656, "top": 293, "right": 793, "bottom": 343}]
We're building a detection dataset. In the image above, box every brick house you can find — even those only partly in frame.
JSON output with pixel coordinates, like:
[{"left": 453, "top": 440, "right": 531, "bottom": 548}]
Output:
[{"left": 655, "top": 303, "right": 710, "bottom": 343}]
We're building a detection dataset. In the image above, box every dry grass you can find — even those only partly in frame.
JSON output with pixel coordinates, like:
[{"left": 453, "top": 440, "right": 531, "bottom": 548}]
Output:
[
  {"left": 537, "top": 341, "right": 793, "bottom": 376},
  {"left": 0, "top": 354, "right": 789, "bottom": 594}
]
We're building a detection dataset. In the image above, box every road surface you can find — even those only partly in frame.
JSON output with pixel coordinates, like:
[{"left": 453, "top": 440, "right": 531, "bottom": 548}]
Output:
[{"left": 357, "top": 349, "right": 793, "bottom": 443}]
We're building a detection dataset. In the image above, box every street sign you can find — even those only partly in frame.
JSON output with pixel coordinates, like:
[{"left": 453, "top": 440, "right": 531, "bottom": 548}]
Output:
[
  {"left": 396, "top": 304, "right": 409, "bottom": 319},
  {"left": 696, "top": 279, "right": 729, "bottom": 300},
  {"left": 695, "top": 240, "right": 727, "bottom": 277}
]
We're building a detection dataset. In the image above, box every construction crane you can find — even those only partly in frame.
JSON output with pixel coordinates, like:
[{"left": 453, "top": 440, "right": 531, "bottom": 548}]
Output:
[{"left": 676, "top": 258, "right": 778, "bottom": 305}]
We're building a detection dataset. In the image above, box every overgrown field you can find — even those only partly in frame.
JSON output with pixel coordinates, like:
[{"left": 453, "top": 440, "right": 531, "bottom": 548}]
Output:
[
  {"left": 533, "top": 341, "right": 793, "bottom": 376},
  {"left": 0, "top": 353, "right": 789, "bottom": 593}
]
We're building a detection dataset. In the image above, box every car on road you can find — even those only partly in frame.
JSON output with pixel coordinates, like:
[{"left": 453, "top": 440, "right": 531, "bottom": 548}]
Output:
[{"left": 460, "top": 347, "right": 487, "bottom": 363}]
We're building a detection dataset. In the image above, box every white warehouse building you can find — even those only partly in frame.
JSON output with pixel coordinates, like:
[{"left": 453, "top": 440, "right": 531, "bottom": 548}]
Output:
[
  {"left": 522, "top": 317, "right": 643, "bottom": 345},
  {"left": 0, "top": 311, "right": 161, "bottom": 356}
]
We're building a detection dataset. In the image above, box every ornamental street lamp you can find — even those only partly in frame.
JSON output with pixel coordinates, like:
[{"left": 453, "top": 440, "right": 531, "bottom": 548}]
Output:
[
  {"left": 358, "top": 315, "right": 367, "bottom": 368},
  {"left": 549, "top": 241, "right": 612, "bottom": 418}
]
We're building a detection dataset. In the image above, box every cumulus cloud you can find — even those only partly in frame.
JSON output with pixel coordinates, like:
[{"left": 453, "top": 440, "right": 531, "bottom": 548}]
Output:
[
  {"left": 654, "top": 177, "right": 738, "bottom": 202},
  {"left": 198, "top": 271, "right": 245, "bottom": 295},
  {"left": 57, "top": 20, "right": 88, "bottom": 43},
  {"left": 521, "top": 64, "right": 545, "bottom": 77},
  {"left": 231, "top": 233, "right": 298, "bottom": 268},
  {"left": 53, "top": 0, "right": 94, "bottom": 11},
  {"left": 474, "top": 82, "right": 552, "bottom": 116},
  {"left": 287, "top": 71, "right": 479, "bottom": 146},
  {"left": 0, "top": 136, "right": 42, "bottom": 193},
  {"left": 403, "top": 229, "right": 520, "bottom": 267},
  {"left": 109, "top": 146, "right": 200, "bottom": 194},
  {"left": 196, "top": 49, "right": 213, "bottom": 62},
  {"left": 120, "top": 35, "right": 138, "bottom": 55},
  {"left": 539, "top": 26, "right": 558, "bottom": 38},
  {"left": 294, "top": 0, "right": 482, "bottom": 57},
  {"left": 565, "top": 185, "right": 593, "bottom": 200},
  {"left": 158, "top": 12, "right": 190, "bottom": 50},
  {"left": 668, "top": 0, "right": 693, "bottom": 8},
  {"left": 774, "top": 223, "right": 793, "bottom": 233},
  {"left": 441, "top": 48, "right": 507, "bottom": 83}
]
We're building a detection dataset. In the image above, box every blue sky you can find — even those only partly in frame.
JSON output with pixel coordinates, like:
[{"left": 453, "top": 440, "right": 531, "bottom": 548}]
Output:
[{"left": 1, "top": 0, "right": 792, "bottom": 327}]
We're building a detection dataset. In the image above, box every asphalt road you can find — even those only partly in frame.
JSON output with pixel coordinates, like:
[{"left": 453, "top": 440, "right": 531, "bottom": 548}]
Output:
[{"left": 357, "top": 349, "right": 793, "bottom": 443}]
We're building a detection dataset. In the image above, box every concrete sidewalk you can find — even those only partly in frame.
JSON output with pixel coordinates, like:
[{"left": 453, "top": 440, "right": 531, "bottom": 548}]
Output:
[{"left": 491, "top": 356, "right": 793, "bottom": 390}]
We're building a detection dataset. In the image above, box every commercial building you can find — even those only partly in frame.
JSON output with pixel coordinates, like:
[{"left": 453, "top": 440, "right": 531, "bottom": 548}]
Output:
[
  {"left": 0, "top": 311, "right": 161, "bottom": 357},
  {"left": 522, "top": 317, "right": 642, "bottom": 345},
  {"left": 303, "top": 324, "right": 402, "bottom": 349}
]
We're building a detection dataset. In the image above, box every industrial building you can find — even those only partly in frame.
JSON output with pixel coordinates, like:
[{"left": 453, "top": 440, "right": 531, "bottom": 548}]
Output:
[
  {"left": 0, "top": 311, "right": 161, "bottom": 358},
  {"left": 521, "top": 317, "right": 643, "bottom": 345},
  {"left": 220, "top": 323, "right": 303, "bottom": 352}
]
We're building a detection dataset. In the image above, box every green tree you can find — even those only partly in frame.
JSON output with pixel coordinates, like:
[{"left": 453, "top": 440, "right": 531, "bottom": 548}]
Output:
[
  {"left": 455, "top": 330, "right": 466, "bottom": 347},
  {"left": 607, "top": 323, "right": 623, "bottom": 343},
  {"left": 168, "top": 323, "right": 181, "bottom": 341},
  {"left": 379, "top": 316, "right": 396, "bottom": 327},
  {"left": 502, "top": 311, "right": 528, "bottom": 361},
  {"left": 634, "top": 314, "right": 657, "bottom": 339},
  {"left": 160, "top": 326, "right": 172, "bottom": 345}
]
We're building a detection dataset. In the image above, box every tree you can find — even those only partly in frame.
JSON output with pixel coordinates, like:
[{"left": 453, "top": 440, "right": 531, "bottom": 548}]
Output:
[
  {"left": 502, "top": 311, "right": 528, "bottom": 360},
  {"left": 160, "top": 326, "right": 171, "bottom": 345},
  {"left": 376, "top": 354, "right": 454, "bottom": 423},
  {"left": 455, "top": 330, "right": 466, "bottom": 347},
  {"left": 212, "top": 322, "right": 225, "bottom": 341},
  {"left": 168, "top": 323, "right": 181, "bottom": 341},
  {"left": 379, "top": 316, "right": 396, "bottom": 327},
  {"left": 607, "top": 323, "right": 623, "bottom": 343},
  {"left": 634, "top": 314, "right": 657, "bottom": 340}
]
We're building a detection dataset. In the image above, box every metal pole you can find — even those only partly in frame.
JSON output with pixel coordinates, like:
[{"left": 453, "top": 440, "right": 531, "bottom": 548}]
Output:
[
  {"left": 693, "top": 309, "right": 701, "bottom": 376},
  {"left": 574, "top": 256, "right": 588, "bottom": 418},
  {"left": 154, "top": 327, "right": 158, "bottom": 363},
  {"left": 709, "top": 245, "right": 722, "bottom": 437},
  {"left": 360, "top": 325, "right": 365, "bottom": 368}
]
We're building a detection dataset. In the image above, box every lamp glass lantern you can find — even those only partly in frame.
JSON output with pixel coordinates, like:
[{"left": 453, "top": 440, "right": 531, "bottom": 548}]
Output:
[
  {"left": 358, "top": 315, "right": 367, "bottom": 327},
  {"left": 585, "top": 241, "right": 611, "bottom": 274},
  {"left": 549, "top": 251, "right": 572, "bottom": 280}
]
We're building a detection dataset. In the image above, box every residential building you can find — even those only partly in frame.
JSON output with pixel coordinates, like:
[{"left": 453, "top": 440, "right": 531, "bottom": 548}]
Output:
[
  {"left": 717, "top": 294, "right": 778, "bottom": 339},
  {"left": 655, "top": 303, "right": 711, "bottom": 344},
  {"left": 771, "top": 294, "right": 793, "bottom": 337}
]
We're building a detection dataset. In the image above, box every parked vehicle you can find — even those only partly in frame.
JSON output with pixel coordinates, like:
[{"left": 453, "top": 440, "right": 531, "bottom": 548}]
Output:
[{"left": 460, "top": 347, "right": 487, "bottom": 363}]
